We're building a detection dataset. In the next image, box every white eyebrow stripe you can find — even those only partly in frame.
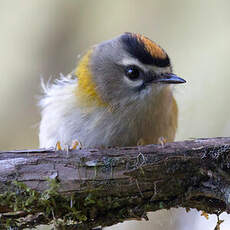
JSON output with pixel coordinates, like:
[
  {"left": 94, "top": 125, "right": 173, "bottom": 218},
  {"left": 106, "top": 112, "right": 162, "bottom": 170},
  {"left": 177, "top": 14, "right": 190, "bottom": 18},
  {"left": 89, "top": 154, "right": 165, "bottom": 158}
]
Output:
[
  {"left": 121, "top": 56, "right": 172, "bottom": 77},
  {"left": 121, "top": 57, "right": 148, "bottom": 72}
]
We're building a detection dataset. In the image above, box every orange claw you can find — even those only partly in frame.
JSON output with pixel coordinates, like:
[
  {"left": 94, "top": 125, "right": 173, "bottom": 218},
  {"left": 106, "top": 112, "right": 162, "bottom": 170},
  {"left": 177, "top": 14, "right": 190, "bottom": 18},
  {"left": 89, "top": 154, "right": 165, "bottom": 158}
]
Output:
[
  {"left": 56, "top": 141, "right": 62, "bottom": 151},
  {"left": 137, "top": 138, "right": 145, "bottom": 146},
  {"left": 201, "top": 211, "right": 209, "bottom": 220},
  {"left": 71, "top": 140, "right": 82, "bottom": 150},
  {"left": 157, "top": 136, "right": 167, "bottom": 147}
]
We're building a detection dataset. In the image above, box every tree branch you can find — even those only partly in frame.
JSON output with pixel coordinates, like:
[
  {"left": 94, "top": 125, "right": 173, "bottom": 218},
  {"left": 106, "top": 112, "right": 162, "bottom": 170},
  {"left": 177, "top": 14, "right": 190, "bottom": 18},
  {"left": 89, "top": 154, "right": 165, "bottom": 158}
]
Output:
[{"left": 1, "top": 137, "right": 230, "bottom": 229}]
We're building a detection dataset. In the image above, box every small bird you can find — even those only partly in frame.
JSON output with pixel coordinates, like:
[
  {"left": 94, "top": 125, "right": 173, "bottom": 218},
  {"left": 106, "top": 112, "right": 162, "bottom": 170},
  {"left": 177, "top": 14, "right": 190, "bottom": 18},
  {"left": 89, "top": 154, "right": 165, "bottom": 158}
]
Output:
[{"left": 39, "top": 33, "right": 186, "bottom": 149}]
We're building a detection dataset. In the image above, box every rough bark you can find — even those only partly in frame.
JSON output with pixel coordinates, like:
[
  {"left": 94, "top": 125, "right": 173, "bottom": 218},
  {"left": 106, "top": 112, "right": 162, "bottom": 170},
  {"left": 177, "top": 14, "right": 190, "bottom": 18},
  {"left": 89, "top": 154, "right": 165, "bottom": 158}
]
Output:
[{"left": 0, "top": 137, "right": 230, "bottom": 229}]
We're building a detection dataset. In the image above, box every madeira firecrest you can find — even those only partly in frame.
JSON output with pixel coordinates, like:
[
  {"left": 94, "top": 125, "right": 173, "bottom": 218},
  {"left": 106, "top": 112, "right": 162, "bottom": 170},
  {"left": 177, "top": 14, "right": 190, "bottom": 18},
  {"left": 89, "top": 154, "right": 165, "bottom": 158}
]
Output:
[{"left": 39, "top": 32, "right": 186, "bottom": 149}]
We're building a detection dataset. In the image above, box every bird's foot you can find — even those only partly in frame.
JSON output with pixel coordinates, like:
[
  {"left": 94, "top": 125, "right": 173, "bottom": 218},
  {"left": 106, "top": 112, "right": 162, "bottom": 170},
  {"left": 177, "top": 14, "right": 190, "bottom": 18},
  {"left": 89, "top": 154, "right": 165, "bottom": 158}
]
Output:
[
  {"left": 55, "top": 141, "right": 62, "bottom": 151},
  {"left": 157, "top": 136, "right": 167, "bottom": 147},
  {"left": 55, "top": 141, "right": 70, "bottom": 153},
  {"left": 71, "top": 139, "right": 82, "bottom": 150},
  {"left": 201, "top": 211, "right": 209, "bottom": 220},
  {"left": 55, "top": 139, "right": 82, "bottom": 152},
  {"left": 137, "top": 138, "right": 145, "bottom": 146}
]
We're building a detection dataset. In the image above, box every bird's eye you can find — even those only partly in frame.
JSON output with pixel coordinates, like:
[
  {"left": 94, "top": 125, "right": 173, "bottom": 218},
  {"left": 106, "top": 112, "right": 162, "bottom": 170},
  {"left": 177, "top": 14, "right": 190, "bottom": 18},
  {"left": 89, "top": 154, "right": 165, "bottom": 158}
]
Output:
[{"left": 125, "top": 65, "right": 140, "bottom": 80}]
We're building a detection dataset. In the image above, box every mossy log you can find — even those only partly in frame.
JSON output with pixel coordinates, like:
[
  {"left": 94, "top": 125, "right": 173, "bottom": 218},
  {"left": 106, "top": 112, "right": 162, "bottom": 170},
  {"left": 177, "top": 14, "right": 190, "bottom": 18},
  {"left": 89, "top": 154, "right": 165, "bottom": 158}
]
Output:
[{"left": 1, "top": 137, "right": 230, "bottom": 229}]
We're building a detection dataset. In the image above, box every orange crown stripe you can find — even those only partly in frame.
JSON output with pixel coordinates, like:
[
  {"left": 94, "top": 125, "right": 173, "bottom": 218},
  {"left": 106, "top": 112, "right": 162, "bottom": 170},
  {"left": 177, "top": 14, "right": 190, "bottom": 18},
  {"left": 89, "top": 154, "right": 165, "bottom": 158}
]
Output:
[{"left": 135, "top": 34, "right": 166, "bottom": 59}]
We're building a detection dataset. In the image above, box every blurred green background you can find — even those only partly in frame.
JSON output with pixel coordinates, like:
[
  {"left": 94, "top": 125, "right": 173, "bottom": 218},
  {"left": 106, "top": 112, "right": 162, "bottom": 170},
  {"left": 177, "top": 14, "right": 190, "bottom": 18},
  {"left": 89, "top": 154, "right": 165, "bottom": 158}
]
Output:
[{"left": 0, "top": 0, "right": 230, "bottom": 229}]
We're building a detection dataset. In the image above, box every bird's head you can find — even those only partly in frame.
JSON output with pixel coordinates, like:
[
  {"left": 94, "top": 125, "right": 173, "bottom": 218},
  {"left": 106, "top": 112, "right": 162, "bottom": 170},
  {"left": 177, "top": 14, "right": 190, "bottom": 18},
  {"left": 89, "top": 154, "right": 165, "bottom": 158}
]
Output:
[{"left": 75, "top": 32, "right": 186, "bottom": 107}]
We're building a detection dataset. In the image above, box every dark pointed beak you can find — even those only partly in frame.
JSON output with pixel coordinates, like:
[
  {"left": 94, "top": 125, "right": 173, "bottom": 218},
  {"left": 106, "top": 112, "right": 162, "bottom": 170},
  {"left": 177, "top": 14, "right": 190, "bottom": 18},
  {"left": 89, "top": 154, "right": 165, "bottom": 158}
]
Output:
[{"left": 155, "top": 73, "right": 186, "bottom": 84}]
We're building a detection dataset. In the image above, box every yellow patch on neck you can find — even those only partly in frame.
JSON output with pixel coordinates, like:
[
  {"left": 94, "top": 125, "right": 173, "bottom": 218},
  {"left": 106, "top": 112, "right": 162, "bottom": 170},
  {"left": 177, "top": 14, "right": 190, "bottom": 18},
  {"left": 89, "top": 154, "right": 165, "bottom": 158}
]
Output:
[
  {"left": 75, "top": 50, "right": 107, "bottom": 107},
  {"left": 136, "top": 34, "right": 167, "bottom": 59}
]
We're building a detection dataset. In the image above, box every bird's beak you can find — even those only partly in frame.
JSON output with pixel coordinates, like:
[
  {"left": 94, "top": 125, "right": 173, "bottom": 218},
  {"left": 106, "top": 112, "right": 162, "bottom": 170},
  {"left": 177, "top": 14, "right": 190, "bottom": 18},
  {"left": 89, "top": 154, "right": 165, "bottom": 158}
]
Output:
[{"left": 155, "top": 73, "right": 186, "bottom": 84}]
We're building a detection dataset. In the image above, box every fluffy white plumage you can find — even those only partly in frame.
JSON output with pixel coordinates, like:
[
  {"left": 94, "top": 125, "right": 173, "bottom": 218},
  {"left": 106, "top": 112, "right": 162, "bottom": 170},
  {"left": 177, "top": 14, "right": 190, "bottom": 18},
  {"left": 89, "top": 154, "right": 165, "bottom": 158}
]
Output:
[
  {"left": 39, "top": 74, "right": 79, "bottom": 148},
  {"left": 39, "top": 74, "right": 164, "bottom": 148}
]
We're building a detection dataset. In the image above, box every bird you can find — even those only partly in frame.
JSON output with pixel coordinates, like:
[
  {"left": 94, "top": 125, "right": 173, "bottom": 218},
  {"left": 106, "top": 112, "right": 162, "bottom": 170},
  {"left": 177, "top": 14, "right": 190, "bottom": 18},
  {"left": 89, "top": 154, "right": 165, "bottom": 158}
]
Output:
[{"left": 39, "top": 32, "right": 186, "bottom": 149}]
